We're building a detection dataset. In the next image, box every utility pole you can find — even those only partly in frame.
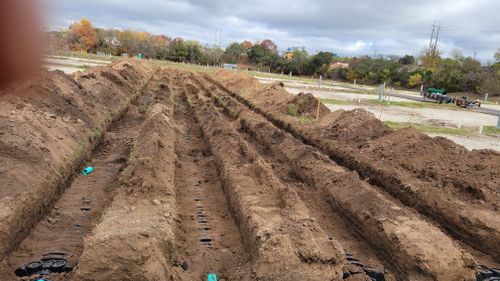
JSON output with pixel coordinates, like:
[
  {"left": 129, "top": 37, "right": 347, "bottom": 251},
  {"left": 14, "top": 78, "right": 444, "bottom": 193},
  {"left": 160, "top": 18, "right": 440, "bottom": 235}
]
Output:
[{"left": 425, "top": 21, "right": 442, "bottom": 69}]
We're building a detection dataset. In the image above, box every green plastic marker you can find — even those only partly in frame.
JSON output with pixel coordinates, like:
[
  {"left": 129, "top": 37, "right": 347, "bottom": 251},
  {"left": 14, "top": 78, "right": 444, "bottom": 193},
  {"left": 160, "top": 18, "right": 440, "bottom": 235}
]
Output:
[{"left": 207, "top": 273, "right": 217, "bottom": 281}]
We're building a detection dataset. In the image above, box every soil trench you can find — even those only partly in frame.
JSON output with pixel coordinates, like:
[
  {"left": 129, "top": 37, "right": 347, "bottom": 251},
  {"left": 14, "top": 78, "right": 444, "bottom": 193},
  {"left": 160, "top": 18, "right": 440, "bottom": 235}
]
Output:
[
  {"left": 233, "top": 115, "right": 395, "bottom": 280},
  {"left": 0, "top": 73, "right": 157, "bottom": 281},
  {"left": 2, "top": 64, "right": 499, "bottom": 281},
  {"left": 191, "top": 73, "right": 478, "bottom": 280},
  {"left": 193, "top": 74, "right": 393, "bottom": 277},
  {"left": 172, "top": 89, "right": 252, "bottom": 280},
  {"left": 203, "top": 73, "right": 500, "bottom": 265}
]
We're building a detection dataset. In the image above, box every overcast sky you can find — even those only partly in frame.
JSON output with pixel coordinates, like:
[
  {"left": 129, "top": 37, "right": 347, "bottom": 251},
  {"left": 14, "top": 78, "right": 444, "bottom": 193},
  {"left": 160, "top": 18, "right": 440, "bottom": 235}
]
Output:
[{"left": 43, "top": 0, "right": 500, "bottom": 62}]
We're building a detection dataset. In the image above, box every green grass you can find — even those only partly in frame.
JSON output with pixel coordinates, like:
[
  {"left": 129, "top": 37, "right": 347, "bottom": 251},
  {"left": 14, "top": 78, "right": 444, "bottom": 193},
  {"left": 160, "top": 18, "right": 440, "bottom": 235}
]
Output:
[
  {"left": 298, "top": 116, "right": 315, "bottom": 124},
  {"left": 369, "top": 99, "right": 458, "bottom": 109},
  {"left": 320, "top": 98, "right": 353, "bottom": 105},
  {"left": 287, "top": 104, "right": 299, "bottom": 116},
  {"left": 320, "top": 97, "right": 459, "bottom": 109},
  {"left": 484, "top": 126, "right": 500, "bottom": 136},
  {"left": 384, "top": 121, "right": 478, "bottom": 136}
]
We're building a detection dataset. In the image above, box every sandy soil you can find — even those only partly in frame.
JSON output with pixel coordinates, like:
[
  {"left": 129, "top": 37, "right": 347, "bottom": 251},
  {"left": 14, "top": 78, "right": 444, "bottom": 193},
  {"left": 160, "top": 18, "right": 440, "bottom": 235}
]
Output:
[{"left": 428, "top": 133, "right": 500, "bottom": 151}]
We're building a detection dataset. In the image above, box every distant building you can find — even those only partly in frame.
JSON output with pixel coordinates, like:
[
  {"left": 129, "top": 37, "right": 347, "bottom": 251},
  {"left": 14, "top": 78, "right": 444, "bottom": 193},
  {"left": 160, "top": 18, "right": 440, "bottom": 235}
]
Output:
[
  {"left": 329, "top": 62, "right": 349, "bottom": 70},
  {"left": 284, "top": 47, "right": 294, "bottom": 60},
  {"left": 223, "top": 63, "right": 238, "bottom": 70}
]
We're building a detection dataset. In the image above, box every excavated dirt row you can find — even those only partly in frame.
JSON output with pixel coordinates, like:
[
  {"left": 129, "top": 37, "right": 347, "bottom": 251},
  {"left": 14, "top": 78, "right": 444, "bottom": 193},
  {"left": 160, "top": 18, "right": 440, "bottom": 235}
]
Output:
[
  {"left": 208, "top": 71, "right": 500, "bottom": 262},
  {"left": 192, "top": 74, "right": 477, "bottom": 280},
  {"left": 2, "top": 64, "right": 497, "bottom": 280},
  {"left": 0, "top": 60, "right": 152, "bottom": 261},
  {"left": 72, "top": 73, "right": 177, "bottom": 280},
  {"left": 169, "top": 71, "right": 252, "bottom": 280},
  {"left": 0, "top": 69, "right": 167, "bottom": 280},
  {"left": 184, "top": 78, "right": 348, "bottom": 280}
]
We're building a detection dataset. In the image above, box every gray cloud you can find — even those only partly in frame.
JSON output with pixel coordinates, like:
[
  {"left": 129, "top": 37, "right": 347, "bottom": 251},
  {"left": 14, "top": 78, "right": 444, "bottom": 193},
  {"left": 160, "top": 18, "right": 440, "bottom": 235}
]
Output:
[{"left": 44, "top": 0, "right": 500, "bottom": 61}]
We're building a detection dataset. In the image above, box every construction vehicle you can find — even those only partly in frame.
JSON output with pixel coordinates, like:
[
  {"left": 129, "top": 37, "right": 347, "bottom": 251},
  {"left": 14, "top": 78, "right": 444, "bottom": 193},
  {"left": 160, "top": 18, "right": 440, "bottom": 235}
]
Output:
[
  {"left": 421, "top": 87, "right": 481, "bottom": 108},
  {"left": 422, "top": 88, "right": 453, "bottom": 104},
  {"left": 455, "top": 96, "right": 482, "bottom": 108}
]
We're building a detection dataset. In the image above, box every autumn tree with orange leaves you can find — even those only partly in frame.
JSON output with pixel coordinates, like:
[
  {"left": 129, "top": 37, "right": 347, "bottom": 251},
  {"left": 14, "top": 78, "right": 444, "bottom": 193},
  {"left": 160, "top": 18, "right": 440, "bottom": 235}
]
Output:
[{"left": 68, "top": 18, "right": 98, "bottom": 52}]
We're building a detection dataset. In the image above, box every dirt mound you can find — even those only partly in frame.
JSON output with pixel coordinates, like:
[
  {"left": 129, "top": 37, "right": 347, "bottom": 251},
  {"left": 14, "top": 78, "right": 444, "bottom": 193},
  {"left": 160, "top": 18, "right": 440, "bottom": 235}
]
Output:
[
  {"left": 211, "top": 70, "right": 294, "bottom": 107},
  {"left": 317, "top": 108, "right": 392, "bottom": 145},
  {"left": 363, "top": 127, "right": 500, "bottom": 202},
  {"left": 285, "top": 92, "right": 330, "bottom": 118},
  {"left": 210, "top": 71, "right": 391, "bottom": 143},
  {"left": 212, "top": 70, "right": 261, "bottom": 98}
]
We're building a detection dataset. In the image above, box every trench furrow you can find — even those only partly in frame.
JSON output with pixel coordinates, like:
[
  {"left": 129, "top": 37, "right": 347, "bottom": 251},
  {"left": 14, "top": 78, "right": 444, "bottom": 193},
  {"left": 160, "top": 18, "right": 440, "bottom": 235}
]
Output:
[
  {"left": 205, "top": 90, "right": 396, "bottom": 279},
  {"left": 200, "top": 74, "right": 500, "bottom": 264},
  {"left": 189, "top": 73, "right": 481, "bottom": 280},
  {"left": 0, "top": 72, "right": 164, "bottom": 281},
  {"left": 183, "top": 78, "right": 349, "bottom": 281},
  {"left": 171, "top": 79, "right": 252, "bottom": 280}
]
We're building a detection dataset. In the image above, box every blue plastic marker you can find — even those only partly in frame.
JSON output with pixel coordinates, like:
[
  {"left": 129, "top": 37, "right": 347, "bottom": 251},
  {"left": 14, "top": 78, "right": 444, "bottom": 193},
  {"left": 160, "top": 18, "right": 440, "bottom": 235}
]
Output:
[
  {"left": 207, "top": 273, "right": 217, "bottom": 281},
  {"left": 82, "top": 166, "right": 94, "bottom": 175}
]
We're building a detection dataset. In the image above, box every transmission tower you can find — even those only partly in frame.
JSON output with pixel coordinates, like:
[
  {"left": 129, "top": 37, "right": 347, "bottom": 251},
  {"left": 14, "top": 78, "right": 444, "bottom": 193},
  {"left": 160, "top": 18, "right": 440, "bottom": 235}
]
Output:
[
  {"left": 214, "top": 28, "right": 222, "bottom": 49},
  {"left": 426, "top": 21, "right": 442, "bottom": 69}
]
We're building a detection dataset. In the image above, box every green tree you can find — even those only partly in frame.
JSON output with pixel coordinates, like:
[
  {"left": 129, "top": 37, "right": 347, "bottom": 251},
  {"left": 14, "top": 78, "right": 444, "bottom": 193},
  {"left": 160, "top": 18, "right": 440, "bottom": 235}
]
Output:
[
  {"left": 399, "top": 55, "right": 415, "bottom": 65},
  {"left": 408, "top": 73, "right": 422, "bottom": 87},
  {"left": 223, "top": 42, "right": 245, "bottom": 63},
  {"left": 169, "top": 38, "right": 189, "bottom": 62},
  {"left": 248, "top": 44, "right": 273, "bottom": 66},
  {"left": 307, "top": 51, "right": 334, "bottom": 76}
]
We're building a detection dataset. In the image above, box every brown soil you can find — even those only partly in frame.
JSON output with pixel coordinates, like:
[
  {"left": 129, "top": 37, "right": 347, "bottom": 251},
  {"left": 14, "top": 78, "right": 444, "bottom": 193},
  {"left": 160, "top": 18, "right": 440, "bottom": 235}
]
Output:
[
  {"left": 285, "top": 92, "right": 330, "bottom": 118},
  {"left": 209, "top": 70, "right": 500, "bottom": 273},
  {"left": 362, "top": 127, "right": 500, "bottom": 202},
  {"left": 72, "top": 83, "right": 178, "bottom": 280},
  {"left": 315, "top": 108, "right": 392, "bottom": 145},
  {"left": 1, "top": 64, "right": 498, "bottom": 281},
  {"left": 171, "top": 89, "right": 251, "bottom": 280},
  {"left": 0, "top": 59, "right": 152, "bottom": 261},
  {"left": 185, "top": 81, "right": 346, "bottom": 281},
  {"left": 193, "top": 75, "right": 476, "bottom": 280}
]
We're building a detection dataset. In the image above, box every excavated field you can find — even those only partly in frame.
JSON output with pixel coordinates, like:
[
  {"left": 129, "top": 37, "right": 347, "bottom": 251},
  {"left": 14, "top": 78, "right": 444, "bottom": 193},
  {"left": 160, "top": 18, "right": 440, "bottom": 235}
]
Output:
[{"left": 0, "top": 60, "right": 499, "bottom": 281}]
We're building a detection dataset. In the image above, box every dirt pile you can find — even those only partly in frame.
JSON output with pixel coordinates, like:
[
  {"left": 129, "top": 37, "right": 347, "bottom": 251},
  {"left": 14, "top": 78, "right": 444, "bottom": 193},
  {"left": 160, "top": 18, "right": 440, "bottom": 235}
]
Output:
[
  {"left": 285, "top": 92, "right": 330, "bottom": 118},
  {"left": 212, "top": 71, "right": 294, "bottom": 108},
  {"left": 210, "top": 70, "right": 390, "bottom": 142},
  {"left": 363, "top": 127, "right": 500, "bottom": 202},
  {"left": 0, "top": 59, "right": 152, "bottom": 260},
  {"left": 212, "top": 69, "right": 261, "bottom": 98},
  {"left": 315, "top": 108, "right": 392, "bottom": 145}
]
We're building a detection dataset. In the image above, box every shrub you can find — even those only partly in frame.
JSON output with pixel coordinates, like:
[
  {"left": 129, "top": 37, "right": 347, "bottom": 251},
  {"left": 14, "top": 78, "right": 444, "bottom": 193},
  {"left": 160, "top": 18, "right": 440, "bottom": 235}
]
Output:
[{"left": 287, "top": 104, "right": 299, "bottom": 116}]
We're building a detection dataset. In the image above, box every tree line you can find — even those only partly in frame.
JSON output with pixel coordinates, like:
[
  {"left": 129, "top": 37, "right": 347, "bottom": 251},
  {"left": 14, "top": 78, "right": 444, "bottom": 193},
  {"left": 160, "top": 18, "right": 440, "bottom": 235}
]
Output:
[{"left": 48, "top": 18, "right": 499, "bottom": 96}]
